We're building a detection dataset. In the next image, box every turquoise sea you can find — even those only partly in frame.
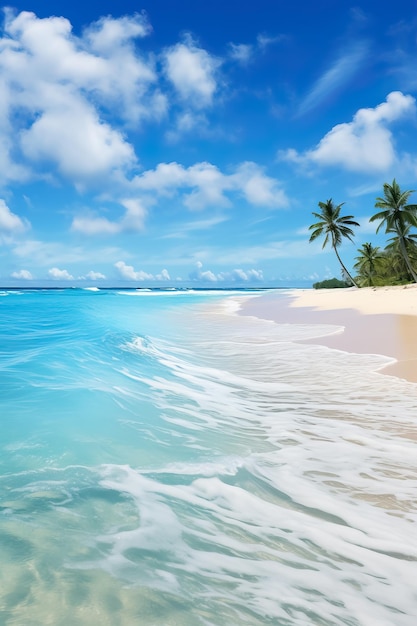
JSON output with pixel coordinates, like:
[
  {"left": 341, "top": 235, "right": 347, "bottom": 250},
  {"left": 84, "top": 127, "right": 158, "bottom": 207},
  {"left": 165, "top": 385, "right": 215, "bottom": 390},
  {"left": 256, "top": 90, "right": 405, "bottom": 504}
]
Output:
[{"left": 0, "top": 288, "right": 416, "bottom": 625}]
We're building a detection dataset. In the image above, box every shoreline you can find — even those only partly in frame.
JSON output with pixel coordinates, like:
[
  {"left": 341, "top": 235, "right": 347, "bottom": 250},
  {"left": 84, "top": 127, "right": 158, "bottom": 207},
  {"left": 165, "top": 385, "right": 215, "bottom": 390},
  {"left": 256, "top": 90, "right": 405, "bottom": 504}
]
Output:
[{"left": 240, "top": 287, "right": 417, "bottom": 384}]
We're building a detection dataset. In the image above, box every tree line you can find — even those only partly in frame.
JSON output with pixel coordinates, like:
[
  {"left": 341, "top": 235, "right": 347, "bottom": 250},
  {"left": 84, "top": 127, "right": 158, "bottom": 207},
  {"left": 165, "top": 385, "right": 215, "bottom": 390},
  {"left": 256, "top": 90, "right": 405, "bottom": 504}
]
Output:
[{"left": 309, "top": 179, "right": 417, "bottom": 288}]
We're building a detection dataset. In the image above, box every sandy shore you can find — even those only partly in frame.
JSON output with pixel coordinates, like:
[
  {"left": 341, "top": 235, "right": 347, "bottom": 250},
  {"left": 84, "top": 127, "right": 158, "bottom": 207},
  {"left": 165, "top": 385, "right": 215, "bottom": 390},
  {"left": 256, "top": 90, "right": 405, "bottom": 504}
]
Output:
[
  {"left": 242, "top": 286, "right": 417, "bottom": 383},
  {"left": 291, "top": 284, "right": 417, "bottom": 316}
]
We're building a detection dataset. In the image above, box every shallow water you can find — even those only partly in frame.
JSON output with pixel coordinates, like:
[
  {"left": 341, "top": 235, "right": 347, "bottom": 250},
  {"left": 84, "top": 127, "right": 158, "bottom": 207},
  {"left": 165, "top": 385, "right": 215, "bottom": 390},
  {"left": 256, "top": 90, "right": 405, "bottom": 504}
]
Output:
[{"left": 0, "top": 289, "right": 416, "bottom": 625}]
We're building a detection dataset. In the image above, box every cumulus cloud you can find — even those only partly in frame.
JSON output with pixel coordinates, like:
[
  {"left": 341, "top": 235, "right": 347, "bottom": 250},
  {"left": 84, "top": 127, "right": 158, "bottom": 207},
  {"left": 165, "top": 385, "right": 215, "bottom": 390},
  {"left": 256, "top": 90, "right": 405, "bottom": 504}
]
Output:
[
  {"left": 85, "top": 270, "right": 106, "bottom": 280},
  {"left": 48, "top": 267, "right": 74, "bottom": 280},
  {"left": 0, "top": 199, "right": 29, "bottom": 233},
  {"left": 218, "top": 268, "right": 264, "bottom": 282},
  {"left": 114, "top": 260, "right": 170, "bottom": 281},
  {"left": 84, "top": 13, "right": 151, "bottom": 52},
  {"left": 189, "top": 261, "right": 264, "bottom": 283},
  {"left": 163, "top": 36, "right": 220, "bottom": 108},
  {"left": 20, "top": 98, "right": 136, "bottom": 185},
  {"left": 0, "top": 10, "right": 292, "bottom": 230},
  {"left": 0, "top": 10, "right": 163, "bottom": 187},
  {"left": 282, "top": 91, "right": 416, "bottom": 173},
  {"left": 156, "top": 268, "right": 170, "bottom": 281},
  {"left": 119, "top": 199, "right": 147, "bottom": 231},
  {"left": 11, "top": 269, "right": 33, "bottom": 279},
  {"left": 133, "top": 161, "right": 288, "bottom": 210},
  {"left": 189, "top": 261, "right": 217, "bottom": 282},
  {"left": 232, "top": 162, "right": 289, "bottom": 208},
  {"left": 5, "top": 10, "right": 157, "bottom": 118},
  {"left": 71, "top": 199, "right": 147, "bottom": 235}
]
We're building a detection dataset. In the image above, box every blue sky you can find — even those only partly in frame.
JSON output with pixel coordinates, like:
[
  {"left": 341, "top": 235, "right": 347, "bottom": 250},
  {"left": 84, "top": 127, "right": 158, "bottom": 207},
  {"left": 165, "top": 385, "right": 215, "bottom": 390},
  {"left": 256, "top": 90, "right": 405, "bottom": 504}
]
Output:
[{"left": 1, "top": 0, "right": 417, "bottom": 287}]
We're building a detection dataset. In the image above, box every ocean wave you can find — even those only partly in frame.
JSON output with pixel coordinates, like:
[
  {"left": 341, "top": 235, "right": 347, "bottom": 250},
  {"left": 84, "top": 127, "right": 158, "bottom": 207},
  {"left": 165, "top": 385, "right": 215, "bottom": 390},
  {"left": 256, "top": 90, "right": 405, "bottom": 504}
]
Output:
[{"left": 1, "top": 289, "right": 417, "bottom": 625}]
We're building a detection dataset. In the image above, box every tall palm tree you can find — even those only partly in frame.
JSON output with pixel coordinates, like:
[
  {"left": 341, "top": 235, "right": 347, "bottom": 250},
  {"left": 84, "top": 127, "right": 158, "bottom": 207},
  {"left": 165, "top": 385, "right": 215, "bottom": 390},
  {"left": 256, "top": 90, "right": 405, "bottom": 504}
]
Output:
[
  {"left": 354, "top": 242, "right": 382, "bottom": 287},
  {"left": 309, "top": 199, "right": 359, "bottom": 287},
  {"left": 386, "top": 223, "right": 417, "bottom": 281},
  {"left": 370, "top": 179, "right": 417, "bottom": 282}
]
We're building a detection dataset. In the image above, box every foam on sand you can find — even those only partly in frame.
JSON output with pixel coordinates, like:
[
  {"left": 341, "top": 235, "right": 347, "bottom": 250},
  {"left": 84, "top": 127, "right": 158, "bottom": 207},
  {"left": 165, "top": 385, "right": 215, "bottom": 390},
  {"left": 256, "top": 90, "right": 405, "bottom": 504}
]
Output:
[{"left": 242, "top": 286, "right": 417, "bottom": 383}]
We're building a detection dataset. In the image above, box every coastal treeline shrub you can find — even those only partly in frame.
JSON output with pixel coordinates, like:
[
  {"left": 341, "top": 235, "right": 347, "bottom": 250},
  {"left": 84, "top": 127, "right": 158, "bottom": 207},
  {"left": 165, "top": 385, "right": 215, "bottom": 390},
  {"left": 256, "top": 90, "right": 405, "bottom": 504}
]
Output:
[
  {"left": 310, "top": 179, "right": 417, "bottom": 288},
  {"left": 313, "top": 278, "right": 350, "bottom": 289}
]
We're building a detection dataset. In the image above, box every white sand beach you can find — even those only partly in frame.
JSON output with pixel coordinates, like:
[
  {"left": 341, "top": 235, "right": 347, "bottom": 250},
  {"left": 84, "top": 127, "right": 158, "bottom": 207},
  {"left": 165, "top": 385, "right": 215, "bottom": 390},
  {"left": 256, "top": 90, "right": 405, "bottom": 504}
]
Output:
[
  {"left": 291, "top": 284, "right": 417, "bottom": 316},
  {"left": 242, "top": 286, "right": 417, "bottom": 383}
]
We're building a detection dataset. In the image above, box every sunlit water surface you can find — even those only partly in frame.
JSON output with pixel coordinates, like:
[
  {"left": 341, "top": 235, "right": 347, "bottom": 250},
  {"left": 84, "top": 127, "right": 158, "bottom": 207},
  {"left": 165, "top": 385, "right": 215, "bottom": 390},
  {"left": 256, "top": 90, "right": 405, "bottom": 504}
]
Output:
[{"left": 0, "top": 288, "right": 416, "bottom": 625}]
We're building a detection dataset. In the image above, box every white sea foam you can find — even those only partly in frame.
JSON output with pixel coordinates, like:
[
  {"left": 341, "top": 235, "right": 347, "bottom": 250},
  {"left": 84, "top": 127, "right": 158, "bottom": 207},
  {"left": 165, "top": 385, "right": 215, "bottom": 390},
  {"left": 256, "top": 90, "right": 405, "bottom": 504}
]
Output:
[
  {"left": 1, "top": 290, "right": 417, "bottom": 625},
  {"left": 89, "top": 457, "right": 417, "bottom": 625}
]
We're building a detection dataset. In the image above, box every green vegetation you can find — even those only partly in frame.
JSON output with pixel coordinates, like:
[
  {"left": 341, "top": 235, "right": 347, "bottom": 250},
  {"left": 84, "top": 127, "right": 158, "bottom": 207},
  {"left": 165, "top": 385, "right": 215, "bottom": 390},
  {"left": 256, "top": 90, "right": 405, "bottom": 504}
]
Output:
[
  {"left": 353, "top": 243, "right": 382, "bottom": 287},
  {"left": 370, "top": 179, "right": 417, "bottom": 282},
  {"left": 313, "top": 278, "right": 350, "bottom": 289},
  {"left": 309, "top": 180, "right": 417, "bottom": 288},
  {"left": 309, "top": 199, "right": 359, "bottom": 287}
]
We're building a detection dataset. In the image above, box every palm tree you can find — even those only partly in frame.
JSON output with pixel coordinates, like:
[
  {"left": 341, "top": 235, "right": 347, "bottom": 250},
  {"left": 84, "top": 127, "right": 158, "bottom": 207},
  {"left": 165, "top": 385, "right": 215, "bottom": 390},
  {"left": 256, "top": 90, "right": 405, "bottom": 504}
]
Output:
[
  {"left": 354, "top": 242, "right": 382, "bottom": 287},
  {"left": 370, "top": 179, "right": 417, "bottom": 283},
  {"left": 385, "top": 223, "right": 417, "bottom": 282},
  {"left": 309, "top": 199, "right": 359, "bottom": 287}
]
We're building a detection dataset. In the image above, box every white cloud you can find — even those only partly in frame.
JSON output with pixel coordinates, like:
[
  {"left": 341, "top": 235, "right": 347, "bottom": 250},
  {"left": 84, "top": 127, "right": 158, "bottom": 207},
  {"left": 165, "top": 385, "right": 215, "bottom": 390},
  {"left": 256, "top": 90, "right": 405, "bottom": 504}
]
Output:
[
  {"left": 0, "top": 199, "right": 29, "bottom": 232},
  {"left": 156, "top": 269, "right": 170, "bottom": 281},
  {"left": 114, "top": 261, "right": 170, "bottom": 282},
  {"left": 283, "top": 91, "right": 416, "bottom": 173},
  {"left": 71, "top": 214, "right": 120, "bottom": 235},
  {"left": 189, "top": 260, "right": 217, "bottom": 282},
  {"left": 183, "top": 163, "right": 232, "bottom": 210},
  {"left": 297, "top": 43, "right": 368, "bottom": 116},
  {"left": 11, "top": 269, "right": 33, "bottom": 279},
  {"left": 71, "top": 199, "right": 147, "bottom": 235},
  {"left": 163, "top": 36, "right": 220, "bottom": 108},
  {"left": 175, "top": 111, "right": 200, "bottom": 132},
  {"left": 133, "top": 160, "right": 288, "bottom": 210},
  {"left": 85, "top": 270, "right": 106, "bottom": 280},
  {"left": 21, "top": 97, "right": 136, "bottom": 185},
  {"left": 48, "top": 267, "right": 74, "bottom": 280},
  {"left": 85, "top": 13, "right": 150, "bottom": 52},
  {"left": 232, "top": 162, "right": 289, "bottom": 208},
  {"left": 228, "top": 43, "right": 253, "bottom": 64},
  {"left": 6, "top": 10, "right": 158, "bottom": 119},
  {"left": 133, "top": 161, "right": 229, "bottom": 210},
  {"left": 256, "top": 33, "right": 283, "bottom": 49},
  {"left": 189, "top": 261, "right": 264, "bottom": 283},
  {"left": 0, "top": 10, "right": 164, "bottom": 188},
  {"left": 228, "top": 33, "right": 282, "bottom": 65},
  {"left": 161, "top": 215, "right": 228, "bottom": 239},
  {"left": 119, "top": 199, "right": 147, "bottom": 231},
  {"left": 134, "top": 161, "right": 188, "bottom": 191},
  {"left": 165, "top": 111, "right": 208, "bottom": 142},
  {"left": 219, "top": 268, "right": 264, "bottom": 282},
  {"left": 114, "top": 261, "right": 150, "bottom": 280}
]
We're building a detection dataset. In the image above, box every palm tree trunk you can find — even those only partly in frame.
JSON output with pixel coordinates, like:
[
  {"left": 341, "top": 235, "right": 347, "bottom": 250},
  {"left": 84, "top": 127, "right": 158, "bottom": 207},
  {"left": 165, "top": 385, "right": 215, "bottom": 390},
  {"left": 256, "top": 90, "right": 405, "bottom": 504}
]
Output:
[
  {"left": 333, "top": 245, "right": 358, "bottom": 288},
  {"left": 399, "top": 234, "right": 417, "bottom": 282}
]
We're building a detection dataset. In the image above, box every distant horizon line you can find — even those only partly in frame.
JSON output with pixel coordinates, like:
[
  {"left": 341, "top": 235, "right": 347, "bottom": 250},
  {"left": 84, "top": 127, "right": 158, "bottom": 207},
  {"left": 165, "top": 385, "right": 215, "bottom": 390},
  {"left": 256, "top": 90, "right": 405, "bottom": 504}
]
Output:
[{"left": 0, "top": 285, "right": 293, "bottom": 291}]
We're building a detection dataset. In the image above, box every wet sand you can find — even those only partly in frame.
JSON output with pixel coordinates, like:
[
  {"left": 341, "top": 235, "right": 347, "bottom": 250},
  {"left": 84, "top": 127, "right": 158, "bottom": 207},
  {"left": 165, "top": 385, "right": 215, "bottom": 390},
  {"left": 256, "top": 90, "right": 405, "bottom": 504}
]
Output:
[{"left": 242, "top": 289, "right": 417, "bottom": 383}]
